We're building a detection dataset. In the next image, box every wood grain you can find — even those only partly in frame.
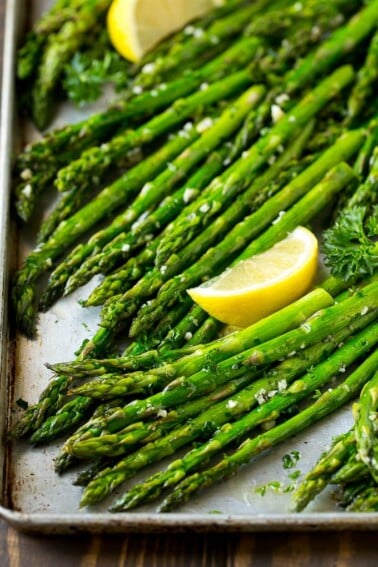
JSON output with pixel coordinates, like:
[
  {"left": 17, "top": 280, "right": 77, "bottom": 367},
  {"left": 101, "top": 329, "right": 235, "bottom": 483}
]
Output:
[
  {"left": 2, "top": 527, "right": 378, "bottom": 566},
  {"left": 0, "top": 1, "right": 377, "bottom": 564}
]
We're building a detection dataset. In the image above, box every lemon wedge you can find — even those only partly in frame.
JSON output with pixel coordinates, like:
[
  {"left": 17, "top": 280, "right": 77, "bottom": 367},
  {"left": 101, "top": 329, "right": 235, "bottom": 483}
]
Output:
[
  {"left": 188, "top": 226, "right": 319, "bottom": 328},
  {"left": 107, "top": 0, "right": 219, "bottom": 63}
]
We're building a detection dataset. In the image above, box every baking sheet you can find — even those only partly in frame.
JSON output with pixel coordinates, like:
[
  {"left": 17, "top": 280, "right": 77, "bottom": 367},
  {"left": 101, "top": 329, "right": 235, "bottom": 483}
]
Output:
[{"left": 1, "top": 0, "right": 378, "bottom": 533}]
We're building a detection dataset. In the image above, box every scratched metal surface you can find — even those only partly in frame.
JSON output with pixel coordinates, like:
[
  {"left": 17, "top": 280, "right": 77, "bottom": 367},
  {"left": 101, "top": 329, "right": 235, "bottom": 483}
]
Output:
[{"left": 0, "top": 0, "right": 377, "bottom": 534}]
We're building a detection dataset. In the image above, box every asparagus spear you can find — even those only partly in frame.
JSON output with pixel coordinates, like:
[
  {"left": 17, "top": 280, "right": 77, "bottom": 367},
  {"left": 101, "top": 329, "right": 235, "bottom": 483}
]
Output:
[
  {"left": 67, "top": 146, "right": 230, "bottom": 296},
  {"left": 335, "top": 479, "right": 377, "bottom": 510},
  {"left": 11, "top": 374, "right": 73, "bottom": 439},
  {"left": 70, "top": 149, "right": 309, "bottom": 307},
  {"left": 345, "top": 483, "right": 378, "bottom": 512},
  {"left": 353, "top": 118, "right": 378, "bottom": 179},
  {"left": 160, "top": 350, "right": 378, "bottom": 512},
  {"left": 81, "top": 69, "right": 356, "bottom": 355},
  {"left": 84, "top": 125, "right": 315, "bottom": 308},
  {"left": 81, "top": 280, "right": 377, "bottom": 407},
  {"left": 14, "top": 126, "right": 200, "bottom": 337},
  {"left": 32, "top": 366, "right": 261, "bottom": 447},
  {"left": 19, "top": 250, "right": 333, "bottom": 444},
  {"left": 110, "top": 318, "right": 377, "bottom": 511},
  {"left": 35, "top": 146, "right": 143, "bottom": 244},
  {"left": 154, "top": 65, "right": 355, "bottom": 266},
  {"left": 41, "top": 84, "right": 265, "bottom": 305},
  {"left": 283, "top": 0, "right": 378, "bottom": 94},
  {"left": 347, "top": 29, "right": 378, "bottom": 123},
  {"left": 31, "top": 0, "right": 112, "bottom": 129},
  {"left": 66, "top": 283, "right": 377, "bottom": 450},
  {"left": 126, "top": 0, "right": 253, "bottom": 80},
  {"left": 33, "top": 287, "right": 334, "bottom": 444},
  {"left": 150, "top": 301, "right": 209, "bottom": 353},
  {"left": 129, "top": 159, "right": 357, "bottom": 338},
  {"left": 29, "top": 396, "right": 96, "bottom": 445},
  {"left": 24, "top": 262, "right": 336, "bottom": 443},
  {"left": 292, "top": 429, "right": 357, "bottom": 512},
  {"left": 54, "top": 48, "right": 260, "bottom": 194},
  {"left": 48, "top": 286, "right": 335, "bottom": 379},
  {"left": 183, "top": 317, "right": 223, "bottom": 348},
  {"left": 80, "top": 315, "right": 377, "bottom": 507},
  {"left": 15, "top": 34, "right": 262, "bottom": 222},
  {"left": 331, "top": 447, "right": 369, "bottom": 485},
  {"left": 157, "top": 304, "right": 216, "bottom": 352},
  {"left": 84, "top": 241, "right": 159, "bottom": 308},
  {"left": 355, "top": 371, "right": 378, "bottom": 482},
  {"left": 17, "top": 12, "right": 255, "bottom": 166},
  {"left": 118, "top": 294, "right": 208, "bottom": 358},
  {"left": 132, "top": 0, "right": 273, "bottom": 88},
  {"left": 244, "top": 0, "right": 352, "bottom": 40},
  {"left": 17, "top": 0, "right": 80, "bottom": 80}
]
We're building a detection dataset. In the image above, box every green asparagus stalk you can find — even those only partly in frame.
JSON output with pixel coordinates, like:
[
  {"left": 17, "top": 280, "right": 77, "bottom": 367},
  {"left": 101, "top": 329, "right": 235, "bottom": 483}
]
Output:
[
  {"left": 160, "top": 350, "right": 378, "bottom": 512},
  {"left": 152, "top": 302, "right": 209, "bottom": 352},
  {"left": 61, "top": 366, "right": 264, "bottom": 477},
  {"left": 49, "top": 286, "right": 336, "bottom": 380},
  {"left": 244, "top": 0, "right": 353, "bottom": 40},
  {"left": 181, "top": 318, "right": 223, "bottom": 349},
  {"left": 35, "top": 145, "right": 143, "bottom": 244},
  {"left": 84, "top": 241, "right": 159, "bottom": 308},
  {"left": 355, "top": 371, "right": 378, "bottom": 482},
  {"left": 110, "top": 318, "right": 377, "bottom": 511},
  {"left": 129, "top": 159, "right": 357, "bottom": 338},
  {"left": 15, "top": 34, "right": 262, "bottom": 222},
  {"left": 81, "top": 282, "right": 377, "bottom": 409},
  {"left": 353, "top": 118, "right": 378, "bottom": 179},
  {"left": 54, "top": 48, "right": 260, "bottom": 194},
  {"left": 87, "top": 70, "right": 355, "bottom": 355},
  {"left": 71, "top": 150, "right": 309, "bottom": 307},
  {"left": 283, "top": 1, "right": 378, "bottom": 94},
  {"left": 335, "top": 479, "right": 377, "bottom": 510},
  {"left": 132, "top": 0, "right": 273, "bottom": 88},
  {"left": 66, "top": 283, "right": 376, "bottom": 448},
  {"left": 347, "top": 29, "right": 378, "bottom": 123},
  {"left": 153, "top": 123, "right": 315, "bottom": 269},
  {"left": 11, "top": 374, "right": 73, "bottom": 439},
  {"left": 292, "top": 429, "right": 356, "bottom": 512},
  {"left": 14, "top": 125, "right": 200, "bottom": 337},
  {"left": 42, "top": 84, "right": 265, "bottom": 304},
  {"left": 37, "top": 369, "right": 261, "bottom": 449},
  {"left": 36, "top": 284, "right": 366, "bottom": 448},
  {"left": 330, "top": 448, "right": 369, "bottom": 485},
  {"left": 119, "top": 296, "right": 200, "bottom": 357},
  {"left": 17, "top": 0, "right": 80, "bottom": 80},
  {"left": 29, "top": 396, "right": 96, "bottom": 445},
  {"left": 31, "top": 0, "right": 112, "bottom": 129},
  {"left": 51, "top": 399, "right": 126, "bottom": 471},
  {"left": 84, "top": 125, "right": 315, "bottom": 308},
  {"left": 345, "top": 483, "right": 378, "bottom": 512},
  {"left": 14, "top": 151, "right": 80, "bottom": 223},
  {"left": 346, "top": 146, "right": 378, "bottom": 212},
  {"left": 154, "top": 65, "right": 355, "bottom": 266},
  {"left": 157, "top": 305, "right": 216, "bottom": 352},
  {"left": 27, "top": 262, "right": 333, "bottom": 443},
  {"left": 17, "top": 23, "right": 254, "bottom": 169},
  {"left": 127, "top": 0, "right": 254, "bottom": 78},
  {"left": 81, "top": 145, "right": 230, "bottom": 302}
]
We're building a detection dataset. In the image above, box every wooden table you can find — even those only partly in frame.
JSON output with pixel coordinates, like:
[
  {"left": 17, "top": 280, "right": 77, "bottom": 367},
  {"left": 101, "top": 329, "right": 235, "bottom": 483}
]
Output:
[{"left": 1, "top": 3, "right": 378, "bottom": 565}]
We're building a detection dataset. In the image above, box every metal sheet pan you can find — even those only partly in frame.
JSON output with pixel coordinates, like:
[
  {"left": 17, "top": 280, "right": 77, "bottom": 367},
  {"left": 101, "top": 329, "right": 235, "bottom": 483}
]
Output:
[{"left": 1, "top": 0, "right": 378, "bottom": 534}]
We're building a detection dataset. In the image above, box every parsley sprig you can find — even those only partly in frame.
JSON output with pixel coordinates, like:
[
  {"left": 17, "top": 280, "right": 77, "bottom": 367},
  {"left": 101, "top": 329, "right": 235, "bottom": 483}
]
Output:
[
  {"left": 322, "top": 205, "right": 378, "bottom": 282},
  {"left": 63, "top": 49, "right": 130, "bottom": 106}
]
